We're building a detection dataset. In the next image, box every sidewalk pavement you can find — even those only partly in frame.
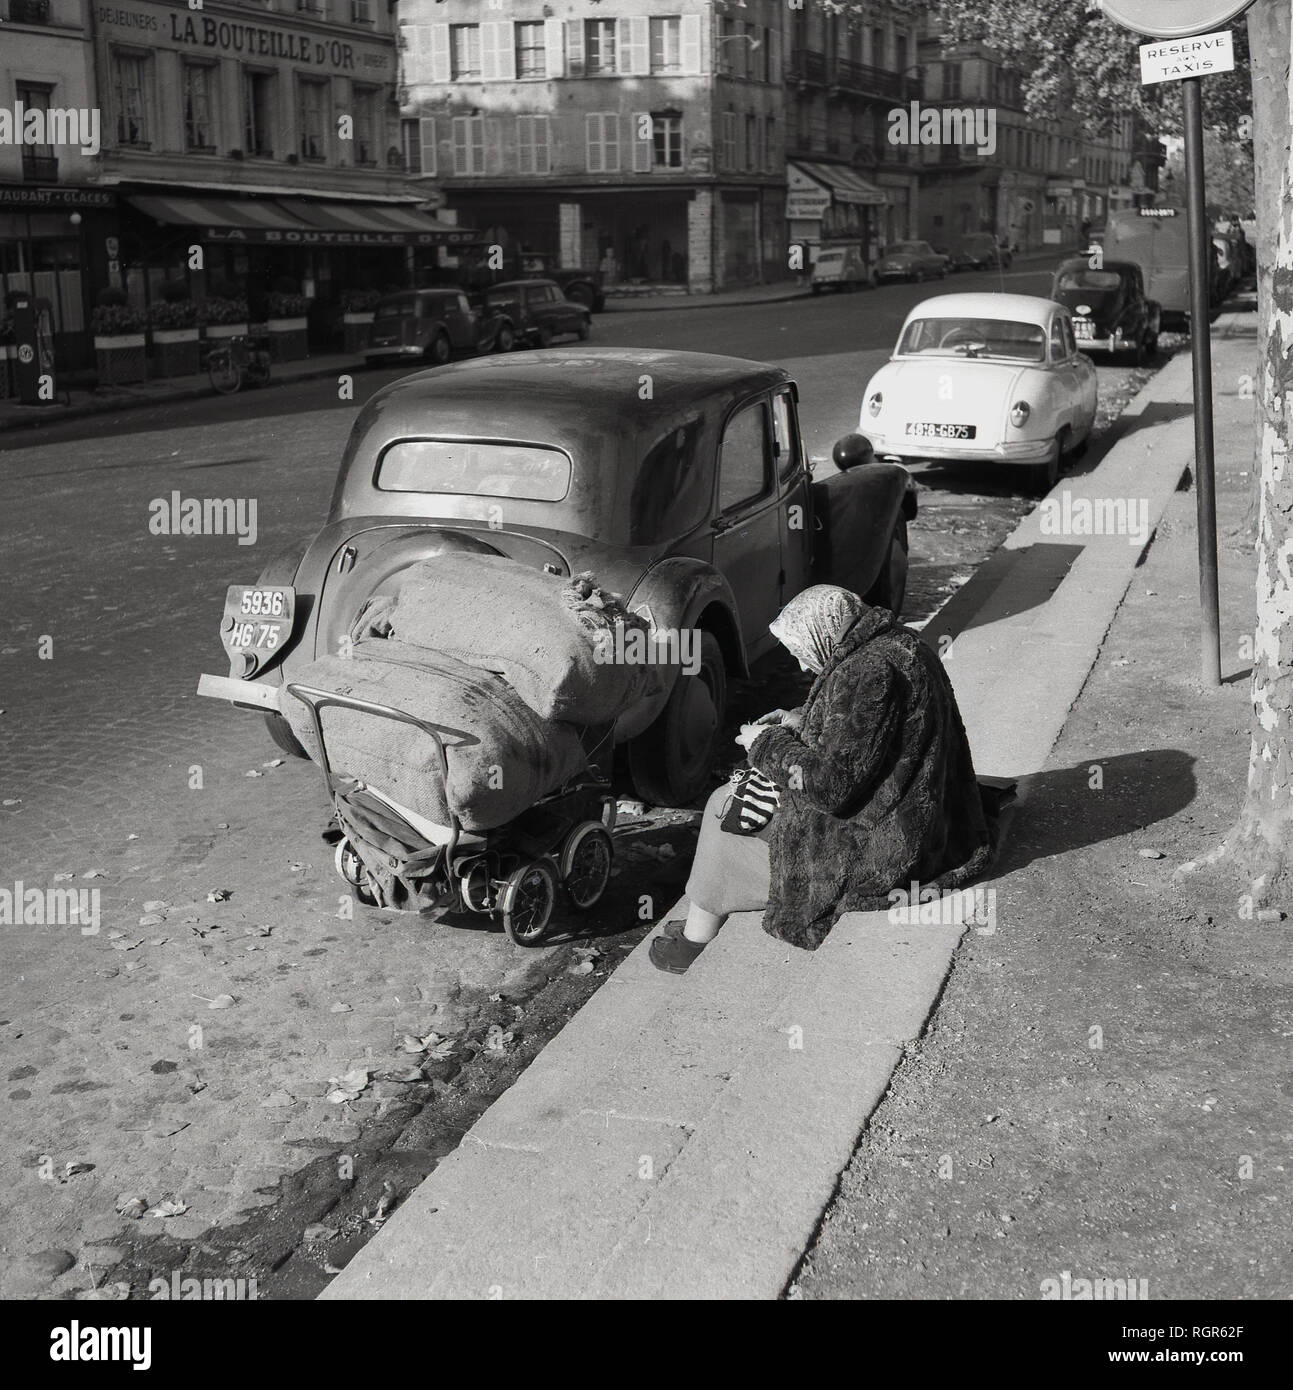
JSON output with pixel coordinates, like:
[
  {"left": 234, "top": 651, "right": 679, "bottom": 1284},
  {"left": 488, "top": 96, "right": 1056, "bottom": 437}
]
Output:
[{"left": 323, "top": 312, "right": 1247, "bottom": 1300}]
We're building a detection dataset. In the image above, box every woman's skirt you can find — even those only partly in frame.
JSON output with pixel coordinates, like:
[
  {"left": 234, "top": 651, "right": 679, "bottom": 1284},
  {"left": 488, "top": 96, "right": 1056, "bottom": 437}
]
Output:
[{"left": 684, "top": 782, "right": 773, "bottom": 916}]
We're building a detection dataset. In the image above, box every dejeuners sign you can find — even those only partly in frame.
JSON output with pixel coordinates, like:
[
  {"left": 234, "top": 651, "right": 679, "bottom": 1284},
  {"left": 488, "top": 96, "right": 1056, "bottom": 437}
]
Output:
[{"left": 96, "top": 5, "right": 393, "bottom": 74}]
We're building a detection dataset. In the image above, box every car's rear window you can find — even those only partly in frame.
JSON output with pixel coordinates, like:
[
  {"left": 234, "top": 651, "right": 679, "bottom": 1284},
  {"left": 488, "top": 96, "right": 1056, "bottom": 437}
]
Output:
[
  {"left": 375, "top": 298, "right": 416, "bottom": 319},
  {"left": 1056, "top": 268, "right": 1122, "bottom": 291},
  {"left": 375, "top": 440, "right": 572, "bottom": 501},
  {"left": 898, "top": 317, "right": 1047, "bottom": 362}
]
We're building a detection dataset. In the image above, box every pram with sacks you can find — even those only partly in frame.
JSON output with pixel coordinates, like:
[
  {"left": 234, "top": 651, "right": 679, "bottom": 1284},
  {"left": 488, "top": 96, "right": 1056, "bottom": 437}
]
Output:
[{"left": 281, "top": 555, "right": 676, "bottom": 945}]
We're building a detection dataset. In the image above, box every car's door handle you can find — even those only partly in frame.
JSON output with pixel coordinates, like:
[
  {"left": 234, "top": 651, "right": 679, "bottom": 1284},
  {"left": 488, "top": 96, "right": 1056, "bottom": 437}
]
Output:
[{"left": 712, "top": 515, "right": 734, "bottom": 534}]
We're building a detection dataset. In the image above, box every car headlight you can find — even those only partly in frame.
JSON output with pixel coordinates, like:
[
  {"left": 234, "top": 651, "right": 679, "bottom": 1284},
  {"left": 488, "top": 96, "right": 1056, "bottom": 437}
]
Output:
[
  {"left": 1009, "top": 401, "right": 1031, "bottom": 427},
  {"left": 867, "top": 391, "right": 883, "bottom": 418}
]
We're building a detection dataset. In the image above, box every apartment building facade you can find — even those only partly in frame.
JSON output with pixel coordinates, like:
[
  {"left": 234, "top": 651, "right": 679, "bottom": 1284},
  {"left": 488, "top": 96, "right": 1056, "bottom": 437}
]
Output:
[
  {"left": 399, "top": 0, "right": 788, "bottom": 293},
  {"left": 781, "top": 0, "right": 924, "bottom": 262}
]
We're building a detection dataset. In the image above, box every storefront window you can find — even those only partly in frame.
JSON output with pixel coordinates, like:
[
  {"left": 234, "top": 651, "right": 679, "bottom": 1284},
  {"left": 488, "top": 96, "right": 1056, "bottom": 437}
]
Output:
[
  {"left": 112, "top": 51, "right": 150, "bottom": 147},
  {"left": 183, "top": 64, "right": 216, "bottom": 151}
]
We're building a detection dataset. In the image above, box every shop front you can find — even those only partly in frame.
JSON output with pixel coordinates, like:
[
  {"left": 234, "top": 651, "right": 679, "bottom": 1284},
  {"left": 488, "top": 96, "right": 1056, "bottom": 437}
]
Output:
[
  {"left": 786, "top": 161, "right": 889, "bottom": 268},
  {"left": 0, "top": 185, "right": 118, "bottom": 377}
]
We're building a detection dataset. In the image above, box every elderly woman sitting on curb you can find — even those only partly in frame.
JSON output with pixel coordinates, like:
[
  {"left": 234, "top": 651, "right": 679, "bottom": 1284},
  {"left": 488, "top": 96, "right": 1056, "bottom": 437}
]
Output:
[{"left": 649, "top": 584, "right": 995, "bottom": 974}]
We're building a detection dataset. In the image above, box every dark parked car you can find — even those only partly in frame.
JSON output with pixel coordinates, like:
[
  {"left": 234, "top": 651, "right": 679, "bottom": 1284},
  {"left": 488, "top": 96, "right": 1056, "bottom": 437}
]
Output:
[
  {"left": 1049, "top": 257, "right": 1161, "bottom": 365},
  {"left": 197, "top": 349, "right": 915, "bottom": 807},
  {"left": 516, "top": 252, "right": 605, "bottom": 312},
  {"left": 873, "top": 240, "right": 949, "bottom": 284},
  {"left": 953, "top": 233, "right": 1013, "bottom": 271},
  {"left": 483, "top": 279, "right": 590, "bottom": 348},
  {"left": 365, "top": 289, "right": 514, "bottom": 368}
]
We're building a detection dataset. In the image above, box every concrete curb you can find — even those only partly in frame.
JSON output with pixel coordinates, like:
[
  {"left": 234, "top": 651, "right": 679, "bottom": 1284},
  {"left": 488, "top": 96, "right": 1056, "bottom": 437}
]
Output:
[{"left": 319, "top": 314, "right": 1222, "bottom": 1302}]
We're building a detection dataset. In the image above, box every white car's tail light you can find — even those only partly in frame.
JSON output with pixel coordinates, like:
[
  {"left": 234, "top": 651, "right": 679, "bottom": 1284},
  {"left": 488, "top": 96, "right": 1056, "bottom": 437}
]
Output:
[
  {"left": 1009, "top": 401, "right": 1031, "bottom": 427},
  {"left": 867, "top": 392, "right": 883, "bottom": 417}
]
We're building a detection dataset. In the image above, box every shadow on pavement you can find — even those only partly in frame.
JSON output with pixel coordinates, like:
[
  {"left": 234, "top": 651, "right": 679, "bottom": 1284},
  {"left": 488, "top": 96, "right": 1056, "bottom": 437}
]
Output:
[{"left": 994, "top": 748, "right": 1197, "bottom": 873}]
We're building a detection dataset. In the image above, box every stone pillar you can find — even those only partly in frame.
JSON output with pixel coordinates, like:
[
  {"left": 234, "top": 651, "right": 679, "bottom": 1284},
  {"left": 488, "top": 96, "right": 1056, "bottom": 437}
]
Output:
[{"left": 687, "top": 188, "right": 715, "bottom": 294}]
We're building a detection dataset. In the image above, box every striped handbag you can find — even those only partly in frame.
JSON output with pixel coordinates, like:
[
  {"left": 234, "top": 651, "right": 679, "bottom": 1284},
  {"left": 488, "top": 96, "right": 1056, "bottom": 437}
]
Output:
[{"left": 718, "top": 766, "right": 781, "bottom": 835}]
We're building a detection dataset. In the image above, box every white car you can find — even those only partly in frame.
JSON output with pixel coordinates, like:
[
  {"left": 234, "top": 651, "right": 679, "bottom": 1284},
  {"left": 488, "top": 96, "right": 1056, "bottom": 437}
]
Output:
[{"left": 859, "top": 293, "right": 1099, "bottom": 494}]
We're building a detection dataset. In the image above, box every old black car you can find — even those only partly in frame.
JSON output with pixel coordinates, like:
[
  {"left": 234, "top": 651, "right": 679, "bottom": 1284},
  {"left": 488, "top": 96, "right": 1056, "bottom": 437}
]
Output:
[
  {"left": 198, "top": 349, "right": 914, "bottom": 807},
  {"left": 365, "top": 289, "right": 515, "bottom": 368},
  {"left": 483, "top": 279, "right": 590, "bottom": 348},
  {"left": 1049, "top": 258, "right": 1161, "bottom": 365}
]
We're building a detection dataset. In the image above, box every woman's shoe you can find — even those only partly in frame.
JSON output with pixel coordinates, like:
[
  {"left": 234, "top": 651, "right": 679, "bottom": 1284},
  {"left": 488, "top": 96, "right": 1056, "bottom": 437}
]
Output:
[
  {"left": 649, "top": 932, "right": 706, "bottom": 974},
  {"left": 660, "top": 918, "right": 685, "bottom": 939}
]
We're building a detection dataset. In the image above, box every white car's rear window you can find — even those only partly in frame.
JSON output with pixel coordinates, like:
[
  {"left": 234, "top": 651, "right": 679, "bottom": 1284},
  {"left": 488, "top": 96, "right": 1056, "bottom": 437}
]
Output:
[{"left": 898, "top": 317, "right": 1047, "bottom": 363}]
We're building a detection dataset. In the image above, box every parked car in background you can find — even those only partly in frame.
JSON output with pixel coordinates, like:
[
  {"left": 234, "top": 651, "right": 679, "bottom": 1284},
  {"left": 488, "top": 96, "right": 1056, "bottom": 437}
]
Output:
[
  {"left": 858, "top": 292, "right": 1098, "bottom": 495},
  {"left": 811, "top": 242, "right": 871, "bottom": 294},
  {"left": 872, "top": 240, "right": 950, "bottom": 284},
  {"left": 454, "top": 249, "right": 606, "bottom": 312},
  {"left": 1049, "top": 258, "right": 1161, "bottom": 365},
  {"left": 954, "top": 233, "right": 1013, "bottom": 270},
  {"left": 197, "top": 349, "right": 915, "bottom": 807},
  {"left": 364, "top": 289, "right": 515, "bottom": 368},
  {"left": 1102, "top": 205, "right": 1224, "bottom": 333},
  {"left": 483, "top": 280, "right": 590, "bottom": 348}
]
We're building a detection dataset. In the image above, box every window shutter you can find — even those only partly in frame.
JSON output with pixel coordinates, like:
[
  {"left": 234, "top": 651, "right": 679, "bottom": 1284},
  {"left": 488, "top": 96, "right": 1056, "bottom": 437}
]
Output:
[
  {"left": 585, "top": 112, "right": 601, "bottom": 173},
  {"left": 566, "top": 20, "right": 584, "bottom": 77},
  {"left": 768, "top": 27, "right": 781, "bottom": 84},
  {"left": 632, "top": 111, "right": 652, "bottom": 172},
  {"left": 680, "top": 14, "right": 701, "bottom": 74},
  {"left": 419, "top": 115, "right": 436, "bottom": 176},
  {"left": 545, "top": 18, "right": 564, "bottom": 78},
  {"left": 430, "top": 25, "right": 451, "bottom": 84},
  {"left": 630, "top": 16, "right": 650, "bottom": 75},
  {"left": 535, "top": 116, "right": 550, "bottom": 174},
  {"left": 480, "top": 23, "right": 499, "bottom": 82},
  {"left": 496, "top": 21, "right": 516, "bottom": 81},
  {"left": 517, "top": 116, "right": 532, "bottom": 174},
  {"left": 452, "top": 116, "right": 468, "bottom": 173},
  {"left": 603, "top": 110, "right": 619, "bottom": 171},
  {"left": 485, "top": 117, "right": 503, "bottom": 173}
]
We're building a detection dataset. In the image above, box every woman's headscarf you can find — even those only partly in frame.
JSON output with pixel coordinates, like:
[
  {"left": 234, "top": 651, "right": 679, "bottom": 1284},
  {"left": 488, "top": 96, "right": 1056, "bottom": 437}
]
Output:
[{"left": 768, "top": 586, "right": 869, "bottom": 676}]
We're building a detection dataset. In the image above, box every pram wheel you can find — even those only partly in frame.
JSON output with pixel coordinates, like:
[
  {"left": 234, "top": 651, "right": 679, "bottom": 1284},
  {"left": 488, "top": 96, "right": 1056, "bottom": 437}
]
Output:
[
  {"left": 335, "top": 836, "right": 382, "bottom": 907},
  {"left": 560, "top": 822, "right": 613, "bottom": 910},
  {"left": 500, "top": 858, "right": 557, "bottom": 945}
]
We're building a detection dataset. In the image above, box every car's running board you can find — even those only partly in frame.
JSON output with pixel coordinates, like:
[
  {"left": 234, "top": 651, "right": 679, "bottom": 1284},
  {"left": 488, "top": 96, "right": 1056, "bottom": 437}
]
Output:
[{"left": 196, "top": 673, "right": 282, "bottom": 712}]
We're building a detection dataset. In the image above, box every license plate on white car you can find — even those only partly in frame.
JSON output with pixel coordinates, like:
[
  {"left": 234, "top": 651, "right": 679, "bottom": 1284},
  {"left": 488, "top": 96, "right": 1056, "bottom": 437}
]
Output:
[
  {"left": 906, "top": 422, "right": 976, "bottom": 440},
  {"left": 1073, "top": 318, "right": 1094, "bottom": 338},
  {"left": 219, "top": 585, "right": 295, "bottom": 670}
]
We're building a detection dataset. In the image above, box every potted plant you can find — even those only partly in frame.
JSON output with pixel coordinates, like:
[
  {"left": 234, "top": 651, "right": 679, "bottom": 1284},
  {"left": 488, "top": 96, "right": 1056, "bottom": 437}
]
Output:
[
  {"left": 147, "top": 281, "right": 201, "bottom": 377},
  {"left": 92, "top": 289, "right": 148, "bottom": 385},
  {"left": 198, "top": 280, "right": 249, "bottom": 342},
  {"left": 340, "top": 288, "right": 381, "bottom": 353},
  {"left": 265, "top": 280, "right": 312, "bottom": 361}
]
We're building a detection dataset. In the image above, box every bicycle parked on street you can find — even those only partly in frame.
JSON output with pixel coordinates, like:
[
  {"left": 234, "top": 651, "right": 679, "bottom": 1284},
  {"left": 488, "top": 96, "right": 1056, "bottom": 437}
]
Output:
[{"left": 206, "top": 334, "right": 272, "bottom": 395}]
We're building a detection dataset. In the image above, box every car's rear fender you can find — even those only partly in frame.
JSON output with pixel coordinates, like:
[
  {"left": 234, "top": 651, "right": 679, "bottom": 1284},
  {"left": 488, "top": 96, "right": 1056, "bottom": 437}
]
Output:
[{"left": 810, "top": 460, "right": 911, "bottom": 598}]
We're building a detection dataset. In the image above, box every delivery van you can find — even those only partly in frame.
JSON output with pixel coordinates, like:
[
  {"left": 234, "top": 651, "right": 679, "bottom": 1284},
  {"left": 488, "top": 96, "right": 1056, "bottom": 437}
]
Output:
[
  {"left": 811, "top": 242, "right": 871, "bottom": 294},
  {"left": 1102, "top": 206, "right": 1213, "bottom": 332}
]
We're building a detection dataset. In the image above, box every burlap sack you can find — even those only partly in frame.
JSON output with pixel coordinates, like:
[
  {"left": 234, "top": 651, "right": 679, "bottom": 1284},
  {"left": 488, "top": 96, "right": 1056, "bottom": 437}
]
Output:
[
  {"left": 282, "top": 641, "right": 587, "bottom": 832},
  {"left": 389, "top": 554, "right": 660, "bottom": 723}
]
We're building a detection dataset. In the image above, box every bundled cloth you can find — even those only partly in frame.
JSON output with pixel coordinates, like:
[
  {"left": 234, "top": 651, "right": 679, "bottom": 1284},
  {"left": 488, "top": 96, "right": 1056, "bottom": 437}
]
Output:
[
  {"left": 282, "top": 640, "right": 588, "bottom": 832},
  {"left": 384, "top": 553, "right": 672, "bottom": 724}
]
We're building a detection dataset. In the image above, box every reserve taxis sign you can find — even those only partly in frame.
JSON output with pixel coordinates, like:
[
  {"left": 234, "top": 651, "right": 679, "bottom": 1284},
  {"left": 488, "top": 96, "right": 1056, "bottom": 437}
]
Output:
[
  {"left": 1139, "top": 30, "right": 1234, "bottom": 83},
  {"left": 1098, "top": 1, "right": 1254, "bottom": 38}
]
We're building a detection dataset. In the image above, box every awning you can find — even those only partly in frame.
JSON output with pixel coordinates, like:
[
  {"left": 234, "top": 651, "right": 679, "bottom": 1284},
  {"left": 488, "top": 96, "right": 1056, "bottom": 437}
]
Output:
[
  {"left": 126, "top": 192, "right": 479, "bottom": 247},
  {"left": 790, "top": 162, "right": 889, "bottom": 207}
]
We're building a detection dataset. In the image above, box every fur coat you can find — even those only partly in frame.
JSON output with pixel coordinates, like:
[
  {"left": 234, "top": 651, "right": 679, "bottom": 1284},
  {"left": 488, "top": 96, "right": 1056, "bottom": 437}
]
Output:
[{"left": 747, "top": 606, "right": 994, "bottom": 949}]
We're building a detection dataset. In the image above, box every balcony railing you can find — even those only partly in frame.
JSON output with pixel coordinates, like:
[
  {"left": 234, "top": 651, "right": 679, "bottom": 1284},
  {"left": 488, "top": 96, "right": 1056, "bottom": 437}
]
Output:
[
  {"left": 786, "top": 50, "right": 827, "bottom": 86},
  {"left": 789, "top": 50, "right": 922, "bottom": 101},
  {"left": 21, "top": 152, "right": 58, "bottom": 182}
]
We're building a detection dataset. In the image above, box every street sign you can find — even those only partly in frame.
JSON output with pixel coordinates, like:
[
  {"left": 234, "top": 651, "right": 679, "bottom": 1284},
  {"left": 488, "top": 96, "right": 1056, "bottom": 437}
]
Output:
[
  {"left": 1098, "top": 1, "right": 1254, "bottom": 38},
  {"left": 1139, "top": 30, "right": 1234, "bottom": 84}
]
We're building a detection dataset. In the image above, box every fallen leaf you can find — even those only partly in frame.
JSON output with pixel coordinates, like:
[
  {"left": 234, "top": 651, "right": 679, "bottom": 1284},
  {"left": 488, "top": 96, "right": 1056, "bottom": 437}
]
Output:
[
  {"left": 54, "top": 872, "right": 75, "bottom": 882},
  {"left": 145, "top": 1198, "right": 188, "bottom": 1219},
  {"left": 138, "top": 914, "right": 164, "bottom": 928},
  {"left": 303, "top": 1224, "right": 337, "bottom": 1243},
  {"left": 488, "top": 992, "right": 504, "bottom": 1003},
  {"left": 570, "top": 960, "right": 594, "bottom": 976},
  {"left": 115, "top": 1195, "right": 147, "bottom": 1220},
  {"left": 326, "top": 1067, "right": 370, "bottom": 1103},
  {"left": 573, "top": 945, "right": 602, "bottom": 960},
  {"left": 207, "top": 994, "right": 236, "bottom": 1010},
  {"left": 330, "top": 1001, "right": 352, "bottom": 1013},
  {"left": 1138, "top": 848, "right": 1165, "bottom": 859},
  {"left": 425, "top": 1039, "right": 456, "bottom": 1062},
  {"left": 76, "top": 1282, "right": 131, "bottom": 1301},
  {"left": 110, "top": 938, "right": 144, "bottom": 952},
  {"left": 245, "top": 770, "right": 264, "bottom": 778},
  {"left": 207, "top": 889, "right": 232, "bottom": 903},
  {"left": 83, "top": 870, "right": 106, "bottom": 879},
  {"left": 262, "top": 759, "right": 285, "bottom": 769},
  {"left": 63, "top": 1161, "right": 95, "bottom": 1179},
  {"left": 261, "top": 1090, "right": 296, "bottom": 1108}
]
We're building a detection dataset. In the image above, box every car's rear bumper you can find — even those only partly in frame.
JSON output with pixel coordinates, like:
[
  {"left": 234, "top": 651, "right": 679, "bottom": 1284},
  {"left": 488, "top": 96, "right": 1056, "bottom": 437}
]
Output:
[
  {"left": 197, "top": 672, "right": 282, "bottom": 712},
  {"left": 364, "top": 345, "right": 424, "bottom": 361},
  {"left": 867, "top": 430, "right": 1054, "bottom": 467}
]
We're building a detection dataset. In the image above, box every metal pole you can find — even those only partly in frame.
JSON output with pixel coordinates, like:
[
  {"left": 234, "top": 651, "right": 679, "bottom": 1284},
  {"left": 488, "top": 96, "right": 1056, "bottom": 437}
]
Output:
[{"left": 1183, "top": 76, "right": 1222, "bottom": 688}]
